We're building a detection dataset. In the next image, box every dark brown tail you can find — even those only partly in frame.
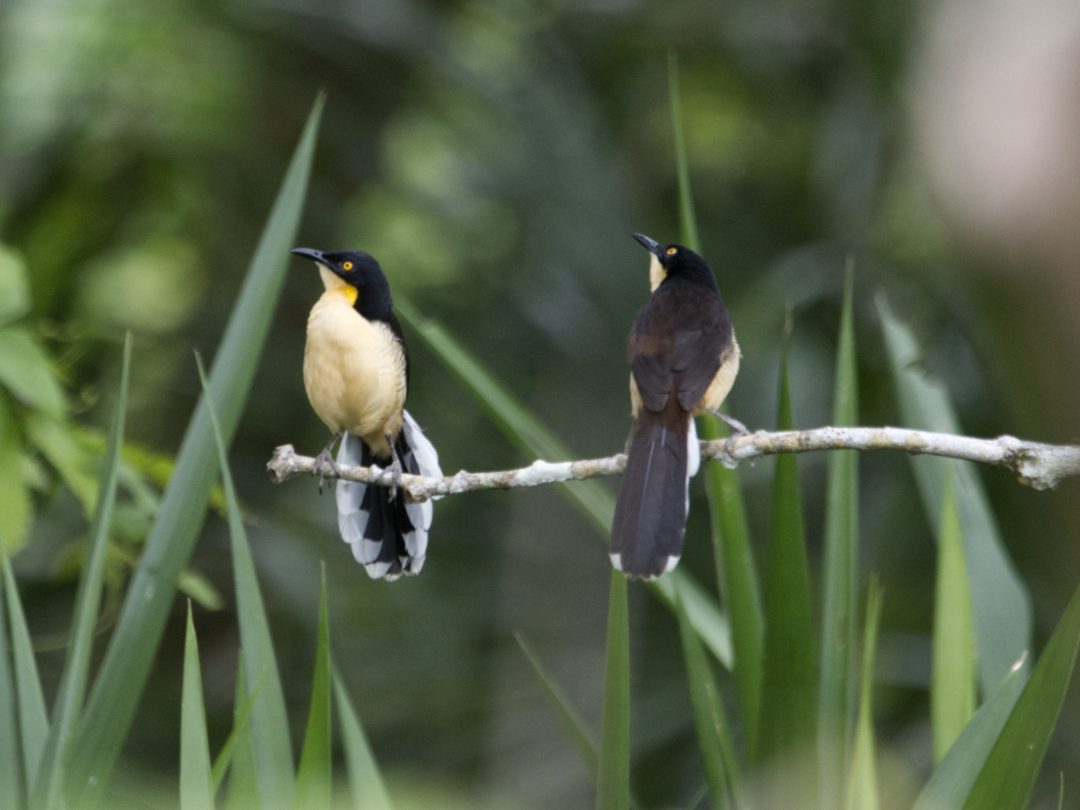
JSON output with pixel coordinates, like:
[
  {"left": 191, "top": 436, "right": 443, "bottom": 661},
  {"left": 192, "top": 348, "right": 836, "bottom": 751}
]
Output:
[{"left": 610, "top": 397, "right": 692, "bottom": 578}]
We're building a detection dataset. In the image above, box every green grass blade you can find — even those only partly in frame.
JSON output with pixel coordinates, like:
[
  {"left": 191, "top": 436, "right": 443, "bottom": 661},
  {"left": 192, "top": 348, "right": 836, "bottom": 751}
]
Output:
[
  {"left": 596, "top": 571, "right": 630, "bottom": 810},
  {"left": 210, "top": 662, "right": 265, "bottom": 794},
  {"left": 0, "top": 557, "right": 22, "bottom": 809},
  {"left": 395, "top": 299, "right": 733, "bottom": 670},
  {"left": 201, "top": 355, "right": 295, "bottom": 808},
  {"left": 668, "top": 51, "right": 700, "bottom": 250},
  {"left": 677, "top": 580, "right": 742, "bottom": 808},
  {"left": 515, "top": 632, "right": 600, "bottom": 781},
  {"left": 913, "top": 662, "right": 1025, "bottom": 810},
  {"left": 931, "top": 470, "right": 975, "bottom": 762},
  {"left": 295, "top": 564, "right": 332, "bottom": 810},
  {"left": 180, "top": 602, "right": 214, "bottom": 810},
  {"left": 69, "top": 95, "right": 323, "bottom": 802},
  {"left": 0, "top": 400, "right": 31, "bottom": 555},
  {"left": 2, "top": 550, "right": 49, "bottom": 790},
  {"left": 225, "top": 653, "right": 260, "bottom": 810},
  {"left": 334, "top": 671, "right": 393, "bottom": 810},
  {"left": 820, "top": 264, "right": 859, "bottom": 806},
  {"left": 32, "top": 333, "right": 130, "bottom": 809},
  {"left": 962, "top": 579, "right": 1080, "bottom": 809},
  {"left": 394, "top": 297, "right": 611, "bottom": 531},
  {"left": 652, "top": 574, "right": 732, "bottom": 669},
  {"left": 669, "top": 50, "right": 763, "bottom": 748},
  {"left": 700, "top": 414, "right": 763, "bottom": 746},
  {"left": 845, "top": 580, "right": 882, "bottom": 810},
  {"left": 877, "top": 294, "right": 1031, "bottom": 695},
  {"left": 758, "top": 322, "right": 817, "bottom": 766}
]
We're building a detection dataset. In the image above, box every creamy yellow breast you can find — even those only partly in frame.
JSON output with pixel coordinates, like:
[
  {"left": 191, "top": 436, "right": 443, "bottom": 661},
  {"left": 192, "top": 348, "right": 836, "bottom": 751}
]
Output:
[{"left": 303, "top": 287, "right": 406, "bottom": 458}]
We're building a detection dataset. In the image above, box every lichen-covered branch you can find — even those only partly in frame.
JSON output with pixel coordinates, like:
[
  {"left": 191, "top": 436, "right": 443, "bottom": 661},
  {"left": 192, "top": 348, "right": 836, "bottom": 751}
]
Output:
[{"left": 266, "top": 426, "right": 1080, "bottom": 502}]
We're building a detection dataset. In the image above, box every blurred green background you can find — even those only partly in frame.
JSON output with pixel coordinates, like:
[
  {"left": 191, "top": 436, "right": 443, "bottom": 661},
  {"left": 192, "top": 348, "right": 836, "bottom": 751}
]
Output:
[{"left": 2, "top": 0, "right": 1078, "bottom": 806}]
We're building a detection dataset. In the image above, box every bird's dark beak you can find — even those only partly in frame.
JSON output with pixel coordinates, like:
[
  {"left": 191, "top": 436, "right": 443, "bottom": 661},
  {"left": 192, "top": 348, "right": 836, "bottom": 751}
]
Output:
[
  {"left": 290, "top": 247, "right": 327, "bottom": 266},
  {"left": 633, "top": 233, "right": 662, "bottom": 256}
]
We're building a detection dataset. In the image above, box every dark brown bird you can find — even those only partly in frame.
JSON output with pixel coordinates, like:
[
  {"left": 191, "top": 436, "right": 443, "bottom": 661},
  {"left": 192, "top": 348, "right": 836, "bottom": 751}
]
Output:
[{"left": 610, "top": 234, "right": 740, "bottom": 578}]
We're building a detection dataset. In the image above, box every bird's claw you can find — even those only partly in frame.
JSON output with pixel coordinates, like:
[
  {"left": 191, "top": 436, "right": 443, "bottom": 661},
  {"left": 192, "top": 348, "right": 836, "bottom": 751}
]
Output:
[
  {"left": 313, "top": 449, "right": 339, "bottom": 494},
  {"left": 387, "top": 460, "right": 404, "bottom": 502},
  {"left": 710, "top": 410, "right": 750, "bottom": 437},
  {"left": 385, "top": 431, "right": 404, "bottom": 502}
]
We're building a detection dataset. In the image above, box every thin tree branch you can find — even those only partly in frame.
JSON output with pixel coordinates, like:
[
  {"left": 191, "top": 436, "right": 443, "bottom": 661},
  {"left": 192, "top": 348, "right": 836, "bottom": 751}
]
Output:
[{"left": 267, "top": 426, "right": 1080, "bottom": 502}]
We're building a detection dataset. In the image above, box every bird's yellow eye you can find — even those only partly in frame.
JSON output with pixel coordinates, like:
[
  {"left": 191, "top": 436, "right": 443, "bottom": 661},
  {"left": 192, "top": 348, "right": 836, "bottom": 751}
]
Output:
[
  {"left": 665, "top": 247, "right": 678, "bottom": 256},
  {"left": 342, "top": 261, "right": 354, "bottom": 271}
]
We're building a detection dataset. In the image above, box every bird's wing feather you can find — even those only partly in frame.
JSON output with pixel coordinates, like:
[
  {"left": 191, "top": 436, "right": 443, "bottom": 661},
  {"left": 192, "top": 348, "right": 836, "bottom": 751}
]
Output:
[{"left": 630, "top": 284, "right": 731, "bottom": 413}]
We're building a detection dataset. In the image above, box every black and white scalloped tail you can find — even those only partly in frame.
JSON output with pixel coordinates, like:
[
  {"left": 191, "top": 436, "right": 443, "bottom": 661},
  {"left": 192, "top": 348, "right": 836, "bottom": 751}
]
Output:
[{"left": 335, "top": 411, "right": 442, "bottom": 580}]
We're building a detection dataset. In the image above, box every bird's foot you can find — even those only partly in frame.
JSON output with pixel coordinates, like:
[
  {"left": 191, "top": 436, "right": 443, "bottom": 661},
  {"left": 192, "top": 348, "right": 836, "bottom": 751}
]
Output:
[
  {"left": 313, "top": 441, "right": 340, "bottom": 495},
  {"left": 385, "top": 432, "right": 404, "bottom": 501},
  {"left": 709, "top": 410, "right": 750, "bottom": 437}
]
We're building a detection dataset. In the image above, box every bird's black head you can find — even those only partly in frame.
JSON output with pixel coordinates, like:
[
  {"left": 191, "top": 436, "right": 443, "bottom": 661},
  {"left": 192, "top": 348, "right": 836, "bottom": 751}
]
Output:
[
  {"left": 633, "top": 233, "right": 718, "bottom": 291},
  {"left": 291, "top": 247, "right": 385, "bottom": 286},
  {"left": 291, "top": 246, "right": 394, "bottom": 317}
]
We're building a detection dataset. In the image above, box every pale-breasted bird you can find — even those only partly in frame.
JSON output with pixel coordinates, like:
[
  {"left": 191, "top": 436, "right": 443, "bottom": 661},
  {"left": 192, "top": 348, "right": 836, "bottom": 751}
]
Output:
[{"left": 291, "top": 246, "right": 441, "bottom": 580}]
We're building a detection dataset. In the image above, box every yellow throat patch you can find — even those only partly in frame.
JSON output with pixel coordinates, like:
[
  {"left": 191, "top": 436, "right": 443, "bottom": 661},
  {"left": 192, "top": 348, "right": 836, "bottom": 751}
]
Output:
[{"left": 318, "top": 265, "right": 359, "bottom": 306}]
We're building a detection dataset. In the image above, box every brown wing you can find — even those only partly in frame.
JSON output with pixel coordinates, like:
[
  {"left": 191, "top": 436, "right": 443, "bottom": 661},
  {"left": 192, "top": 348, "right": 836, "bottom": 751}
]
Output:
[{"left": 628, "top": 280, "right": 733, "bottom": 413}]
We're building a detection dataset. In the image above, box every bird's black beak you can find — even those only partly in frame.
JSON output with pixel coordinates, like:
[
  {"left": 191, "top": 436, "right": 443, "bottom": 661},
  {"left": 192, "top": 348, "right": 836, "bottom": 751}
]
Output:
[
  {"left": 290, "top": 247, "right": 327, "bottom": 266},
  {"left": 633, "top": 233, "right": 662, "bottom": 256}
]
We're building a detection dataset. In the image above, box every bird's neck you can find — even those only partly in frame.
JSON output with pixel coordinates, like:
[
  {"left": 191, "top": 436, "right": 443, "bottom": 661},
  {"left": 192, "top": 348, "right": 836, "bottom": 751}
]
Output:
[
  {"left": 317, "top": 266, "right": 394, "bottom": 321},
  {"left": 662, "top": 267, "right": 718, "bottom": 294},
  {"left": 355, "top": 280, "right": 393, "bottom": 322}
]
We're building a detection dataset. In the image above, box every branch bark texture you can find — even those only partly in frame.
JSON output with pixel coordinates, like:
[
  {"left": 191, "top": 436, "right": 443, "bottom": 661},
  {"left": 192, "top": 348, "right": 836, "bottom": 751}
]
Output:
[{"left": 267, "top": 426, "right": 1080, "bottom": 502}]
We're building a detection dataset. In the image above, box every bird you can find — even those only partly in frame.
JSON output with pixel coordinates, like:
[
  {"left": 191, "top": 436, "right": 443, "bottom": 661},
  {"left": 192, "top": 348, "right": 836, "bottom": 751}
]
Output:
[
  {"left": 291, "top": 246, "right": 442, "bottom": 580},
  {"left": 609, "top": 234, "right": 740, "bottom": 579}
]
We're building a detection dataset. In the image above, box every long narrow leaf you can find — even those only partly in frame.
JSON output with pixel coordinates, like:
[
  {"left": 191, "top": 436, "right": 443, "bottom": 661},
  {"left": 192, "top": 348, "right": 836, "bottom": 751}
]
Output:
[
  {"left": 2, "top": 550, "right": 49, "bottom": 790},
  {"left": 516, "top": 632, "right": 600, "bottom": 781},
  {"left": 394, "top": 296, "right": 611, "bottom": 531},
  {"left": 913, "top": 660, "right": 1025, "bottom": 810},
  {"left": 596, "top": 571, "right": 630, "bottom": 810},
  {"left": 700, "top": 414, "right": 763, "bottom": 751},
  {"left": 758, "top": 321, "right": 816, "bottom": 766},
  {"left": 334, "top": 672, "right": 393, "bottom": 810},
  {"left": 845, "top": 581, "right": 882, "bottom": 810},
  {"left": 931, "top": 470, "right": 975, "bottom": 762},
  {"left": 395, "top": 299, "right": 733, "bottom": 670},
  {"left": 668, "top": 51, "right": 700, "bottom": 251},
  {"left": 877, "top": 294, "right": 1030, "bottom": 694},
  {"left": 180, "top": 603, "right": 214, "bottom": 810},
  {"left": 962, "top": 579, "right": 1080, "bottom": 809},
  {"left": 0, "top": 401, "right": 32, "bottom": 552},
  {"left": 295, "top": 565, "right": 332, "bottom": 810},
  {"left": 33, "top": 332, "right": 131, "bottom": 810},
  {"left": 69, "top": 95, "right": 323, "bottom": 803},
  {"left": 666, "top": 50, "right": 758, "bottom": 713},
  {"left": 677, "top": 580, "right": 742, "bottom": 808},
  {"left": 201, "top": 356, "right": 295, "bottom": 808},
  {"left": 226, "top": 654, "right": 260, "bottom": 810},
  {"left": 820, "top": 263, "right": 859, "bottom": 807},
  {"left": 210, "top": 663, "right": 265, "bottom": 794},
  {"left": 0, "top": 558, "right": 21, "bottom": 809}
]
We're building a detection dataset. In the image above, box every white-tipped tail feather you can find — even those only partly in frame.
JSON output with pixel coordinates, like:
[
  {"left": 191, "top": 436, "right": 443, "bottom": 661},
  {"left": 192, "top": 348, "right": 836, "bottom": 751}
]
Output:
[
  {"left": 336, "top": 410, "right": 442, "bottom": 580},
  {"left": 608, "top": 415, "right": 700, "bottom": 579}
]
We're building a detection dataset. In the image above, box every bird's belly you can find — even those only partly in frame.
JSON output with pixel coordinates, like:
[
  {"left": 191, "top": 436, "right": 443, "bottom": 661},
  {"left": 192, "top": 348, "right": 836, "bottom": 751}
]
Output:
[{"left": 304, "top": 301, "right": 405, "bottom": 455}]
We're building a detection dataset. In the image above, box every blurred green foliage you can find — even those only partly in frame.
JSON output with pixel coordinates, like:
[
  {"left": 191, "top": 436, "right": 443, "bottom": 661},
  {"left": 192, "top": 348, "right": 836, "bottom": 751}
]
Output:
[{"left": 2, "top": 0, "right": 1079, "bottom": 807}]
